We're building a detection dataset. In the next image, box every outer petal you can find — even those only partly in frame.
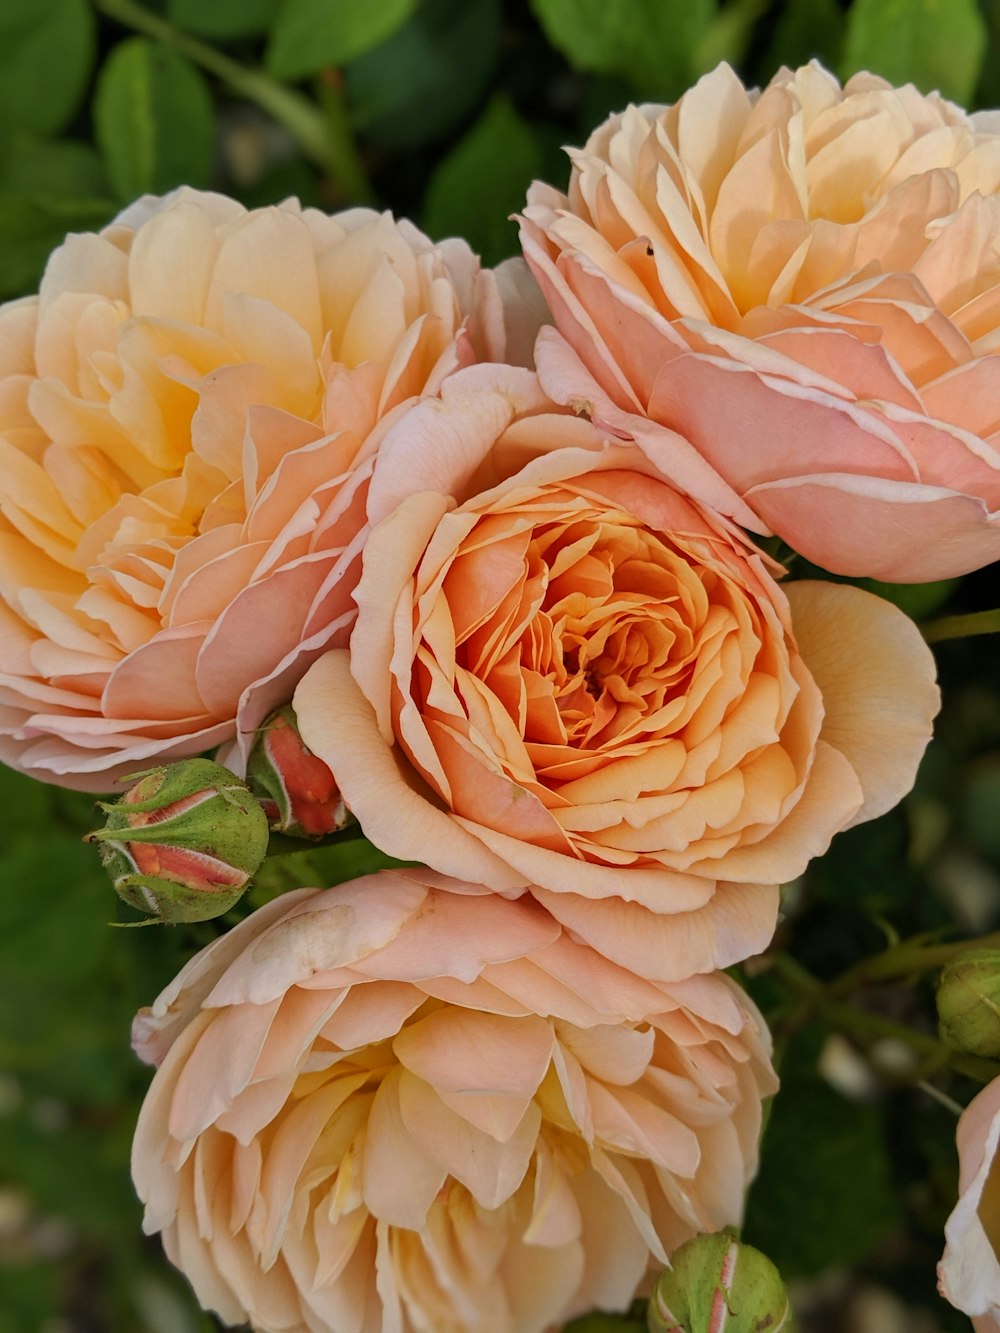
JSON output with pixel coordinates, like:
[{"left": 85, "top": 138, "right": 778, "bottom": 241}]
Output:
[{"left": 786, "top": 581, "right": 940, "bottom": 826}]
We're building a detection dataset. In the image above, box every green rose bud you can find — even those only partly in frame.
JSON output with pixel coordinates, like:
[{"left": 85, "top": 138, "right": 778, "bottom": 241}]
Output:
[
  {"left": 937, "top": 948, "right": 1000, "bottom": 1058},
  {"left": 86, "top": 759, "right": 270, "bottom": 923},
  {"left": 247, "top": 704, "right": 352, "bottom": 838},
  {"left": 648, "top": 1231, "right": 795, "bottom": 1333}
]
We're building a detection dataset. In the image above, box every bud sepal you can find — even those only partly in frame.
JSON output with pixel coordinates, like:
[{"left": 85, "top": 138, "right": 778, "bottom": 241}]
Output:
[
  {"left": 937, "top": 947, "right": 1000, "bottom": 1058},
  {"left": 648, "top": 1231, "right": 795, "bottom": 1333},
  {"left": 86, "top": 759, "right": 270, "bottom": 923}
]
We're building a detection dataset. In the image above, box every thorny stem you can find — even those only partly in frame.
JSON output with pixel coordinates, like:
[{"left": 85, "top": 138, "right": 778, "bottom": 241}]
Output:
[{"left": 93, "top": 0, "right": 374, "bottom": 201}]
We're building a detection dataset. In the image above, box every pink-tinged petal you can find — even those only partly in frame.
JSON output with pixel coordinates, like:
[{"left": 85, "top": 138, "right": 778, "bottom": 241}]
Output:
[
  {"left": 2, "top": 192, "right": 499, "bottom": 789},
  {"left": 519, "top": 65, "right": 1000, "bottom": 584},
  {"left": 205, "top": 874, "right": 428, "bottom": 1006},
  {"left": 534, "top": 326, "right": 765, "bottom": 529},
  {"left": 786, "top": 581, "right": 939, "bottom": 825},
  {"left": 363, "top": 1068, "right": 448, "bottom": 1228},
  {"left": 939, "top": 1079, "right": 1000, "bottom": 1322},
  {"left": 532, "top": 883, "right": 781, "bottom": 981},
  {"left": 398, "top": 1070, "right": 540, "bottom": 1209},
  {"left": 748, "top": 471, "right": 1000, "bottom": 581},
  {"left": 356, "top": 890, "right": 560, "bottom": 984},
  {"left": 394, "top": 1009, "right": 554, "bottom": 1102},
  {"left": 131, "top": 876, "right": 777, "bottom": 1330},
  {"left": 293, "top": 651, "right": 527, "bottom": 891}
]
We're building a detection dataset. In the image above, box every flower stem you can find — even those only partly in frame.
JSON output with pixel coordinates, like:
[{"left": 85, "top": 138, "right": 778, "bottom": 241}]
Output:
[
  {"left": 922, "top": 608, "right": 1000, "bottom": 643},
  {"left": 827, "top": 932, "right": 1000, "bottom": 998},
  {"left": 92, "top": 0, "right": 374, "bottom": 200},
  {"left": 767, "top": 952, "right": 999, "bottom": 1083}
]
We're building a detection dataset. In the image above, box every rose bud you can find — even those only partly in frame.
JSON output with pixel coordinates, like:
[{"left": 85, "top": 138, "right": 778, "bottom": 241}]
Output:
[
  {"left": 648, "top": 1232, "right": 795, "bottom": 1333},
  {"left": 938, "top": 949, "right": 1000, "bottom": 1059},
  {"left": 86, "top": 759, "right": 270, "bottom": 923},
  {"left": 246, "top": 705, "right": 351, "bottom": 838}
]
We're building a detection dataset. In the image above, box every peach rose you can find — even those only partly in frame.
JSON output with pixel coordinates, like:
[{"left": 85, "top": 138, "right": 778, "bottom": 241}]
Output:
[
  {"left": 132, "top": 869, "right": 777, "bottom": 1333},
  {"left": 0, "top": 188, "right": 537, "bottom": 789},
  {"left": 939, "top": 1078, "right": 1000, "bottom": 1330},
  {"left": 520, "top": 62, "right": 1000, "bottom": 581},
  {"left": 293, "top": 364, "right": 939, "bottom": 979}
]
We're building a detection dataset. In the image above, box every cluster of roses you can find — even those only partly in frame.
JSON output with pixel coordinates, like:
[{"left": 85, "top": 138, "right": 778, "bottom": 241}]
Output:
[{"left": 2, "top": 60, "right": 1000, "bottom": 1331}]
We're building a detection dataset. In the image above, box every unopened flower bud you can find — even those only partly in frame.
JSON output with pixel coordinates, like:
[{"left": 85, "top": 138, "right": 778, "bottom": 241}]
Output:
[
  {"left": 648, "top": 1231, "right": 795, "bottom": 1333},
  {"left": 937, "top": 948, "right": 1000, "bottom": 1058},
  {"left": 86, "top": 759, "right": 269, "bottom": 923},
  {"left": 247, "top": 705, "right": 351, "bottom": 838}
]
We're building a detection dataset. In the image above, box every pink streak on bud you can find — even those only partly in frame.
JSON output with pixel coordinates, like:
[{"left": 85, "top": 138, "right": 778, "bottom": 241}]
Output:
[
  {"left": 128, "top": 841, "right": 248, "bottom": 890},
  {"left": 708, "top": 1240, "right": 739, "bottom": 1333}
]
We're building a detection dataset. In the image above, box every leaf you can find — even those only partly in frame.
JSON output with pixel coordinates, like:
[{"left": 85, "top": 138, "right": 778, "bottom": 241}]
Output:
[
  {"left": 424, "top": 95, "right": 543, "bottom": 266},
  {"left": 0, "top": 135, "right": 115, "bottom": 299},
  {"left": 761, "top": 0, "right": 843, "bottom": 74},
  {"left": 167, "top": 0, "right": 280, "bottom": 40},
  {"left": 346, "top": 0, "right": 502, "bottom": 149},
  {"left": 842, "top": 0, "right": 986, "bottom": 104},
  {"left": 267, "top": 0, "right": 416, "bottom": 81},
  {"left": 530, "top": 0, "right": 716, "bottom": 98},
  {"left": 0, "top": 0, "right": 95, "bottom": 137},
  {"left": 744, "top": 1075, "right": 898, "bottom": 1277},
  {"left": 94, "top": 38, "right": 215, "bottom": 201}
]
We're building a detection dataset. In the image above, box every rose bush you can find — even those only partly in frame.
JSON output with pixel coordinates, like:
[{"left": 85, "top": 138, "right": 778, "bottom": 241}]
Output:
[
  {"left": 132, "top": 868, "right": 777, "bottom": 1333},
  {"left": 939, "top": 1077, "right": 1000, "bottom": 1330},
  {"left": 294, "top": 364, "right": 939, "bottom": 978},
  {"left": 520, "top": 61, "right": 1000, "bottom": 581},
  {"left": 0, "top": 188, "right": 538, "bottom": 789}
]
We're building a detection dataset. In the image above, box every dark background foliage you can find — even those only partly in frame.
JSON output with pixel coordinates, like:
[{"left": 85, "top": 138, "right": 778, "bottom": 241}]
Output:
[{"left": 2, "top": 1, "right": 1000, "bottom": 1329}]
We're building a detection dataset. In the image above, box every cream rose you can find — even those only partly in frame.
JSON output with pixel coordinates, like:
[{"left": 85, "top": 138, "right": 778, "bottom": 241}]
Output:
[
  {"left": 132, "top": 869, "right": 777, "bottom": 1333},
  {"left": 293, "top": 364, "right": 939, "bottom": 979},
  {"left": 0, "top": 188, "right": 536, "bottom": 789},
  {"left": 939, "top": 1078, "right": 1000, "bottom": 1330},
  {"left": 520, "top": 61, "right": 1000, "bottom": 581}
]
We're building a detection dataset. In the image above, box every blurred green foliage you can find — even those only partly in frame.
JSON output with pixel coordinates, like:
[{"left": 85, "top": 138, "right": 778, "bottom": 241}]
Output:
[{"left": 3, "top": 1, "right": 1000, "bottom": 1329}]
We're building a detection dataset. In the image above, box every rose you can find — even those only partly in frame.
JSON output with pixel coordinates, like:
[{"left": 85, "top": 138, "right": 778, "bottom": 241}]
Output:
[
  {"left": 0, "top": 188, "right": 539, "bottom": 789},
  {"left": 520, "top": 62, "right": 1000, "bottom": 581},
  {"left": 131, "top": 868, "right": 778, "bottom": 1333},
  {"left": 293, "top": 364, "right": 939, "bottom": 979},
  {"left": 938, "top": 1078, "right": 1000, "bottom": 1330}
]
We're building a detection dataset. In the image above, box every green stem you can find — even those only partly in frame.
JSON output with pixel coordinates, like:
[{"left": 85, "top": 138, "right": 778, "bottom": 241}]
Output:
[
  {"left": 93, "top": 0, "right": 374, "bottom": 199},
  {"left": 922, "top": 608, "right": 1000, "bottom": 644},
  {"left": 768, "top": 953, "right": 999, "bottom": 1084},
  {"left": 828, "top": 933, "right": 1000, "bottom": 998}
]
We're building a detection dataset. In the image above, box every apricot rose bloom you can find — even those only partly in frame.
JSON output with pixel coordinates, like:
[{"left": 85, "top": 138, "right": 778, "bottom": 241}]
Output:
[
  {"left": 938, "top": 1078, "right": 1000, "bottom": 1330},
  {"left": 521, "top": 62, "right": 1000, "bottom": 581},
  {"left": 293, "top": 365, "right": 939, "bottom": 979},
  {"left": 0, "top": 188, "right": 534, "bottom": 789},
  {"left": 131, "top": 869, "right": 777, "bottom": 1333}
]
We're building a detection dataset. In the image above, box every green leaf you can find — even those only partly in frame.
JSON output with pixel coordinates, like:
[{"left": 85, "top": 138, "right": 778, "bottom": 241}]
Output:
[
  {"left": 346, "top": 0, "right": 502, "bottom": 149},
  {"left": 167, "top": 0, "right": 280, "bottom": 40},
  {"left": 0, "top": 136, "right": 115, "bottom": 299},
  {"left": 267, "top": 0, "right": 416, "bottom": 81},
  {"left": 744, "top": 1075, "right": 898, "bottom": 1277},
  {"left": 761, "top": 0, "right": 843, "bottom": 73},
  {"left": 94, "top": 38, "right": 215, "bottom": 201},
  {"left": 842, "top": 0, "right": 986, "bottom": 104},
  {"left": 0, "top": 0, "right": 95, "bottom": 138},
  {"left": 695, "top": 0, "right": 772, "bottom": 76},
  {"left": 424, "top": 95, "right": 543, "bottom": 266},
  {"left": 530, "top": 0, "right": 716, "bottom": 98}
]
